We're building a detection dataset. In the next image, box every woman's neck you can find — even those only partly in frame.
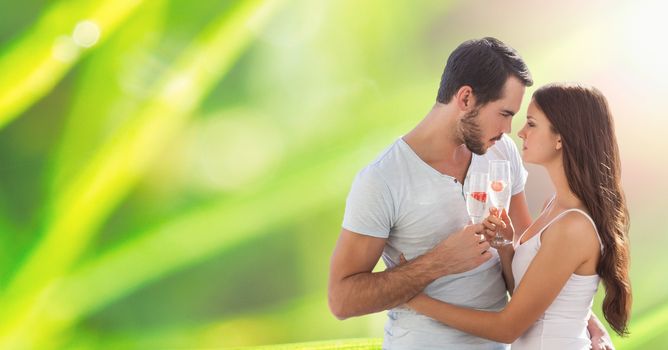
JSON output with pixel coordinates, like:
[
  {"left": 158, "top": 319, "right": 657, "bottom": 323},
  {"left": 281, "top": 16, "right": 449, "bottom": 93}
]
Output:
[{"left": 544, "top": 161, "right": 584, "bottom": 211}]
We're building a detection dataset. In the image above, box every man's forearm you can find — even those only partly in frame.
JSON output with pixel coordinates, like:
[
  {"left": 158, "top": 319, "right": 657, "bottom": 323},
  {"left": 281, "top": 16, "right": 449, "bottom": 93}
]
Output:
[
  {"left": 330, "top": 224, "right": 489, "bottom": 319},
  {"left": 330, "top": 256, "right": 436, "bottom": 319}
]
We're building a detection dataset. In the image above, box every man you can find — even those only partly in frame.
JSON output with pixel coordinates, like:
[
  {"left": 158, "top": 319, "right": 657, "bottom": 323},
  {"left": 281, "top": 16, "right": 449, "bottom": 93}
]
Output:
[{"left": 328, "top": 37, "right": 613, "bottom": 349}]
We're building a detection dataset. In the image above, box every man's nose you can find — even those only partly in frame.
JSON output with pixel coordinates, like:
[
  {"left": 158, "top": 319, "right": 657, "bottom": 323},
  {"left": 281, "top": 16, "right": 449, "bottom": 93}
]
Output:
[{"left": 503, "top": 119, "right": 512, "bottom": 134}]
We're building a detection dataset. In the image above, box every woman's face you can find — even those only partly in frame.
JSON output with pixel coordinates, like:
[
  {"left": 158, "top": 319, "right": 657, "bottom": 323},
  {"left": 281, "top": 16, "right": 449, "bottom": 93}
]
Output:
[{"left": 517, "top": 100, "right": 561, "bottom": 165}]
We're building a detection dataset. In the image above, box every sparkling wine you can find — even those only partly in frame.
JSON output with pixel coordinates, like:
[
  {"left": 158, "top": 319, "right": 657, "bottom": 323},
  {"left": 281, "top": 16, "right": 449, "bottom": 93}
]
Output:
[
  {"left": 489, "top": 180, "right": 510, "bottom": 210},
  {"left": 466, "top": 191, "right": 487, "bottom": 223},
  {"left": 488, "top": 160, "right": 512, "bottom": 247},
  {"left": 464, "top": 171, "right": 489, "bottom": 224}
]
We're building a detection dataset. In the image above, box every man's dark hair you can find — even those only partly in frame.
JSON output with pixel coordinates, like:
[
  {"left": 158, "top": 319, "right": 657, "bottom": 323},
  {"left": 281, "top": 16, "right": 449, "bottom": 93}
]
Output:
[{"left": 436, "top": 37, "right": 533, "bottom": 106}]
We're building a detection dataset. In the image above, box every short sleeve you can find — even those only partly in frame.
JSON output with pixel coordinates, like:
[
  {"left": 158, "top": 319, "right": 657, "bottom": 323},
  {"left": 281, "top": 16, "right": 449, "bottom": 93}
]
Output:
[
  {"left": 342, "top": 166, "right": 394, "bottom": 238},
  {"left": 503, "top": 135, "right": 528, "bottom": 195}
]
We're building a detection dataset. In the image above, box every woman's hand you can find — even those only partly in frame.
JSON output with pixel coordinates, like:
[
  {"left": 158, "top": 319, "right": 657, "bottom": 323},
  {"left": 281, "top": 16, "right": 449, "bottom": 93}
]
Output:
[{"left": 482, "top": 207, "right": 515, "bottom": 244}]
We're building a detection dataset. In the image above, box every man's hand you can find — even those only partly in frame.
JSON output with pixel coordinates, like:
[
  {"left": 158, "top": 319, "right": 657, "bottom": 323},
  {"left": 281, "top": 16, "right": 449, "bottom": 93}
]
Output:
[
  {"left": 329, "top": 224, "right": 490, "bottom": 320},
  {"left": 590, "top": 333, "right": 614, "bottom": 350},
  {"left": 588, "top": 313, "right": 615, "bottom": 350},
  {"left": 425, "top": 223, "right": 492, "bottom": 277}
]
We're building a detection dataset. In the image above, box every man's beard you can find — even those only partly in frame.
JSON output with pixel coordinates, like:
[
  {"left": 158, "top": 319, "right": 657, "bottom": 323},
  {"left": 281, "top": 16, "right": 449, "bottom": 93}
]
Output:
[{"left": 459, "top": 108, "right": 486, "bottom": 155}]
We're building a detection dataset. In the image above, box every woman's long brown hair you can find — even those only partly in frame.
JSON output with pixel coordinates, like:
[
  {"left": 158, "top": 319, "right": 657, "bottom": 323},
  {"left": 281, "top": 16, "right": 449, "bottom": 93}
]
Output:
[{"left": 533, "top": 83, "right": 631, "bottom": 336}]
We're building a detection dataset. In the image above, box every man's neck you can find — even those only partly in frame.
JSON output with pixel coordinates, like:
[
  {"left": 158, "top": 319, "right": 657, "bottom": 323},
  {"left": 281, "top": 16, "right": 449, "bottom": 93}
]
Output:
[
  {"left": 403, "top": 103, "right": 470, "bottom": 166},
  {"left": 401, "top": 103, "right": 472, "bottom": 182}
]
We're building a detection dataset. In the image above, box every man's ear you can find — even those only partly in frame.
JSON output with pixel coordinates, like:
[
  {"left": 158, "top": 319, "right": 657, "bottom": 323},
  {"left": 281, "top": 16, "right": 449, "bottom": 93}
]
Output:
[{"left": 455, "top": 85, "right": 476, "bottom": 112}]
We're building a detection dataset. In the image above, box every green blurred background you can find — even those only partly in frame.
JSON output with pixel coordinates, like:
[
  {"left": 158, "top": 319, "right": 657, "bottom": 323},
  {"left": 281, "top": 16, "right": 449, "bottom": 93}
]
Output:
[{"left": 0, "top": 0, "right": 666, "bottom": 348}]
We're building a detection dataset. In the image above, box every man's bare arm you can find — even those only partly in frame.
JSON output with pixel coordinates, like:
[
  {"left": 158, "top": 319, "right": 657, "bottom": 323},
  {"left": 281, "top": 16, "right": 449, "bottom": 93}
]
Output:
[{"left": 328, "top": 226, "right": 490, "bottom": 319}]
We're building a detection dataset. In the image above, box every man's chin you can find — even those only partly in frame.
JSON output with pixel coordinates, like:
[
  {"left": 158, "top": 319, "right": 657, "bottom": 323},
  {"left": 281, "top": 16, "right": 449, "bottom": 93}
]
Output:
[
  {"left": 463, "top": 136, "right": 487, "bottom": 155},
  {"left": 474, "top": 143, "right": 499, "bottom": 155},
  {"left": 469, "top": 144, "right": 487, "bottom": 155}
]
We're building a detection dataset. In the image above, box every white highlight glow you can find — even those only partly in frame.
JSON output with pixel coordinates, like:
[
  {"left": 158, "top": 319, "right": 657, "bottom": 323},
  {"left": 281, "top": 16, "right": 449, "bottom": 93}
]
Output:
[
  {"left": 72, "top": 20, "right": 100, "bottom": 48},
  {"left": 52, "top": 35, "right": 80, "bottom": 63},
  {"left": 184, "top": 113, "right": 284, "bottom": 191},
  {"left": 623, "top": 1, "right": 668, "bottom": 81}
]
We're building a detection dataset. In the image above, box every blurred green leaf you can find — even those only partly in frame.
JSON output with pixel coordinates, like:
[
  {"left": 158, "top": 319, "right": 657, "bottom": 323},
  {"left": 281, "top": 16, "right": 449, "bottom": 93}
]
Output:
[
  {"left": 0, "top": 0, "right": 664, "bottom": 348},
  {"left": 612, "top": 301, "right": 668, "bottom": 349},
  {"left": 0, "top": 1, "right": 284, "bottom": 348},
  {"left": 62, "top": 292, "right": 385, "bottom": 348},
  {"left": 48, "top": 0, "right": 168, "bottom": 197},
  {"left": 0, "top": 0, "right": 146, "bottom": 129},
  {"left": 31, "top": 124, "right": 399, "bottom": 346}
]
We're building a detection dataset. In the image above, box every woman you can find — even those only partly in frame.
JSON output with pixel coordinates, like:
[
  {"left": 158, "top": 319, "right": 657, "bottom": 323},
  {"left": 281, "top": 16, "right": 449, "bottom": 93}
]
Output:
[{"left": 406, "top": 83, "right": 631, "bottom": 349}]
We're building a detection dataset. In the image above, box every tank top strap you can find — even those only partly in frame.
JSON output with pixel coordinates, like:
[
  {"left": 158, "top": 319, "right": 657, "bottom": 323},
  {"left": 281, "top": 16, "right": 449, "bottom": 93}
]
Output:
[
  {"left": 538, "top": 208, "right": 604, "bottom": 254},
  {"left": 515, "top": 195, "right": 556, "bottom": 246},
  {"left": 545, "top": 195, "right": 557, "bottom": 209}
]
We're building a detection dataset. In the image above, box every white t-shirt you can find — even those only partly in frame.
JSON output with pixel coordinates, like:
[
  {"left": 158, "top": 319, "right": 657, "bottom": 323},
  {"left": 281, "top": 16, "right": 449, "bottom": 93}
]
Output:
[{"left": 342, "top": 134, "right": 527, "bottom": 349}]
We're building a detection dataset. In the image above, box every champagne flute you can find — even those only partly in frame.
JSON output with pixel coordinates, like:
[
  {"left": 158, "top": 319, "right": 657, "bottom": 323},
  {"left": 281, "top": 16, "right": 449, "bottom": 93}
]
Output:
[
  {"left": 465, "top": 172, "right": 488, "bottom": 224},
  {"left": 488, "top": 160, "right": 512, "bottom": 247}
]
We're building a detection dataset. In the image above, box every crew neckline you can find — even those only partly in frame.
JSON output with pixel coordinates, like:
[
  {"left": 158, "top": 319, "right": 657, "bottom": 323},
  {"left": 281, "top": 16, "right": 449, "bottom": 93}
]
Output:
[{"left": 398, "top": 137, "right": 477, "bottom": 183}]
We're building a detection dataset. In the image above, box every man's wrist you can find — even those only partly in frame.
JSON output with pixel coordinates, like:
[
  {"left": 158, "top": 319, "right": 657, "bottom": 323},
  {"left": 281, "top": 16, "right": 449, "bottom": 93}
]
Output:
[
  {"left": 410, "top": 251, "right": 441, "bottom": 282},
  {"left": 587, "top": 324, "right": 604, "bottom": 337}
]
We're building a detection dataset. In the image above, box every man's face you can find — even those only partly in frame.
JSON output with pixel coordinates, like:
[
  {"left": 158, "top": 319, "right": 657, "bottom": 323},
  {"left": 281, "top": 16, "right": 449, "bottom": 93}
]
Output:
[{"left": 459, "top": 76, "right": 526, "bottom": 155}]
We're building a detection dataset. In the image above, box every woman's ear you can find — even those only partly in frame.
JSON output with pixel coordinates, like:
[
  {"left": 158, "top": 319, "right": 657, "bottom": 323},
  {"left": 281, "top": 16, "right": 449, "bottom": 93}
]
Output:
[{"left": 556, "top": 136, "right": 562, "bottom": 150}]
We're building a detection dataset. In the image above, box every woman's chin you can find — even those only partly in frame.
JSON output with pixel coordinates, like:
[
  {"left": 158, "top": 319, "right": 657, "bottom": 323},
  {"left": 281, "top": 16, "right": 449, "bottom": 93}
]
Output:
[{"left": 520, "top": 153, "right": 534, "bottom": 164}]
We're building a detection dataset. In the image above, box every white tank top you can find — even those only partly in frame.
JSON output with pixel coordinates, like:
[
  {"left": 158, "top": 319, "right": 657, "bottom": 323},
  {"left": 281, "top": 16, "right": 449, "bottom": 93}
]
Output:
[{"left": 511, "top": 197, "right": 604, "bottom": 350}]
